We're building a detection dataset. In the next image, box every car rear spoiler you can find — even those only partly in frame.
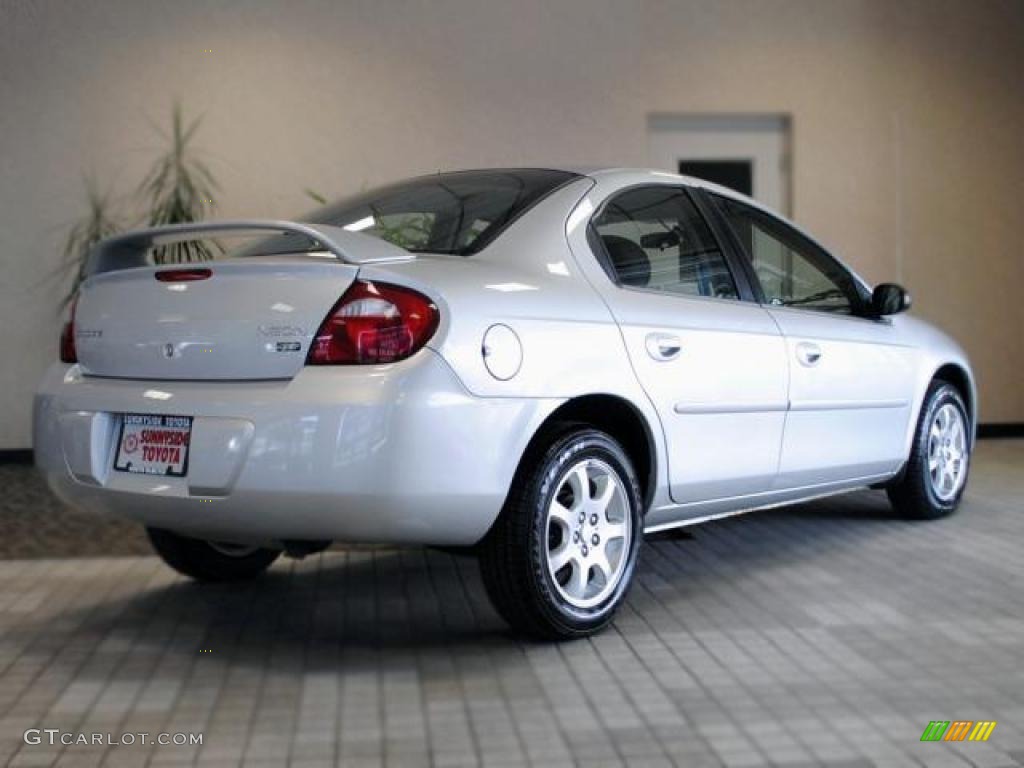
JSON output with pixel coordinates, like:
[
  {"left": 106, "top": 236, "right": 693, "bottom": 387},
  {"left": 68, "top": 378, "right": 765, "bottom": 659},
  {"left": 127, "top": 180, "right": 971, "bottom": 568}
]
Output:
[{"left": 86, "top": 219, "right": 414, "bottom": 276}]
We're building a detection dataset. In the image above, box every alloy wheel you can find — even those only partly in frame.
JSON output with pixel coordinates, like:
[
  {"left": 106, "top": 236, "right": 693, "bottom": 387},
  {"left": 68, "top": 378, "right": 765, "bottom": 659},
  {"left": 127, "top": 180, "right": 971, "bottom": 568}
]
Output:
[
  {"left": 545, "top": 458, "right": 632, "bottom": 609},
  {"left": 927, "top": 402, "right": 968, "bottom": 501}
]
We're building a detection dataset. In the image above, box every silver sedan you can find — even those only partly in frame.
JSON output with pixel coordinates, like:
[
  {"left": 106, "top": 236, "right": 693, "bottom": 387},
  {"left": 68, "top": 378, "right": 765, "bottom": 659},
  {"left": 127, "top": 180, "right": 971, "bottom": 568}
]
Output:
[{"left": 34, "top": 167, "right": 975, "bottom": 638}]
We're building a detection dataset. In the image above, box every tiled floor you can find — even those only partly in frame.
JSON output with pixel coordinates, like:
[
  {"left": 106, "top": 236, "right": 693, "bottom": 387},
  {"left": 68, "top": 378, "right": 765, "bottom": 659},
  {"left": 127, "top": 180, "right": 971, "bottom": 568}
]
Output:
[
  {"left": 0, "top": 465, "right": 148, "bottom": 559},
  {"left": 1, "top": 441, "right": 1023, "bottom": 767}
]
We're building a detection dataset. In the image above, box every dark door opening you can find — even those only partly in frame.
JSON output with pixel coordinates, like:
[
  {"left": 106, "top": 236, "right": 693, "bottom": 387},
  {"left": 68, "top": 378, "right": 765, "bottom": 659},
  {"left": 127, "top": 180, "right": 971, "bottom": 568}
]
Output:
[{"left": 678, "top": 160, "right": 753, "bottom": 197}]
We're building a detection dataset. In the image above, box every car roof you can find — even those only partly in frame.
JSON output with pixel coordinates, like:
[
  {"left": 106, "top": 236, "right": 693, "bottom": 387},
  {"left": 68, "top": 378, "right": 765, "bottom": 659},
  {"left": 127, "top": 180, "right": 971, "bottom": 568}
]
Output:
[
  {"left": 372, "top": 167, "right": 871, "bottom": 293},
  {"left": 579, "top": 166, "right": 776, "bottom": 209},
  {"left": 452, "top": 165, "right": 776, "bottom": 216}
]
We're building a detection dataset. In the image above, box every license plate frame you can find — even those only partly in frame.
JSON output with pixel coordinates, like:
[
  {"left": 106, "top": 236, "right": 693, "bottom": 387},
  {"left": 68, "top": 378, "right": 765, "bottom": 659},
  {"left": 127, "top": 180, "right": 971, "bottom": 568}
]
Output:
[{"left": 113, "top": 413, "right": 192, "bottom": 477}]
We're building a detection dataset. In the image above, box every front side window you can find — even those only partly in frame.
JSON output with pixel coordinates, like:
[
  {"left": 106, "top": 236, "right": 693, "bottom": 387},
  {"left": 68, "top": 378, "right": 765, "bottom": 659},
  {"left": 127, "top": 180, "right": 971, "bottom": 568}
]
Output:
[
  {"left": 714, "top": 196, "right": 864, "bottom": 315},
  {"left": 238, "top": 169, "right": 579, "bottom": 257},
  {"left": 592, "top": 187, "right": 738, "bottom": 300}
]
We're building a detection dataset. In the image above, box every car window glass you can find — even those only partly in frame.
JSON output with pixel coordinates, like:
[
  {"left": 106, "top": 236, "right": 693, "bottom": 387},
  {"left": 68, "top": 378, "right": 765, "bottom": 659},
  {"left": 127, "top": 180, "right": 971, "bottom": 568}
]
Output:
[
  {"left": 592, "top": 187, "right": 738, "bottom": 300},
  {"left": 233, "top": 169, "right": 579, "bottom": 257},
  {"left": 372, "top": 212, "right": 435, "bottom": 250},
  {"left": 715, "top": 196, "right": 860, "bottom": 314}
]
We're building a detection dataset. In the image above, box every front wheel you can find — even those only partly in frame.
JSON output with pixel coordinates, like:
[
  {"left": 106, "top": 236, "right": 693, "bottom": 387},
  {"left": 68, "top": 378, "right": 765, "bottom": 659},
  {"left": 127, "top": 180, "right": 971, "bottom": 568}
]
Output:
[
  {"left": 888, "top": 381, "right": 971, "bottom": 519},
  {"left": 479, "top": 427, "right": 643, "bottom": 640},
  {"left": 147, "top": 528, "right": 282, "bottom": 582}
]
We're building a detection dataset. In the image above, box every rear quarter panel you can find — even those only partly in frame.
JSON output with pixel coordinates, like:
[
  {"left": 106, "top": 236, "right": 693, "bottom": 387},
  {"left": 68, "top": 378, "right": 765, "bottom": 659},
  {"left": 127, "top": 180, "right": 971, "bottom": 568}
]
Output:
[
  {"left": 359, "top": 177, "right": 673, "bottom": 508},
  {"left": 362, "top": 180, "right": 629, "bottom": 398}
]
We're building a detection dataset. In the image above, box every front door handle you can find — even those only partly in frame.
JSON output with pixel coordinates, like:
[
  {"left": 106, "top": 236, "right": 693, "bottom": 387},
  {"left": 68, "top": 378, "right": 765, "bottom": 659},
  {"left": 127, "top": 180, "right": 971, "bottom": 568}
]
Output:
[
  {"left": 646, "top": 333, "right": 681, "bottom": 361},
  {"left": 795, "top": 341, "right": 822, "bottom": 367}
]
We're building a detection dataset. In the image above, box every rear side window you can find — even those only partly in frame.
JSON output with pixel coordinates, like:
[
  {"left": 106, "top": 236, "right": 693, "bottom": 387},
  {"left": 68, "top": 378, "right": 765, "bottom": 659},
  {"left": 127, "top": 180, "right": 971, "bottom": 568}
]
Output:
[
  {"left": 592, "top": 186, "right": 738, "bottom": 300},
  {"left": 238, "top": 169, "right": 579, "bottom": 257}
]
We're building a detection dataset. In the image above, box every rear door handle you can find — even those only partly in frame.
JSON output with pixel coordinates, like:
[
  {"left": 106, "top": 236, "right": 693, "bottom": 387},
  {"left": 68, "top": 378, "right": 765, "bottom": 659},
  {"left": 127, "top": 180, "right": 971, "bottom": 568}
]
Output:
[
  {"left": 795, "top": 341, "right": 822, "bottom": 367},
  {"left": 646, "top": 333, "right": 681, "bottom": 361}
]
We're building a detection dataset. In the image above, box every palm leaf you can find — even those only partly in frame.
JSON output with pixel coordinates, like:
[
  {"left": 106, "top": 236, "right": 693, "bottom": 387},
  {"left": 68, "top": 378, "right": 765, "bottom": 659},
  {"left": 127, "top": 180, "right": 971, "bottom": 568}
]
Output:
[
  {"left": 138, "top": 101, "right": 221, "bottom": 264},
  {"left": 59, "top": 176, "right": 123, "bottom": 308}
]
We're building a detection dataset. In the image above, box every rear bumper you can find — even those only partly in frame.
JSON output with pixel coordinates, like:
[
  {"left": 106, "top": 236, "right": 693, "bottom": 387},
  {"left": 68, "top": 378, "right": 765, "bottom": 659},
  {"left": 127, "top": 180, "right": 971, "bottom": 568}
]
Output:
[{"left": 33, "top": 351, "right": 560, "bottom": 546}]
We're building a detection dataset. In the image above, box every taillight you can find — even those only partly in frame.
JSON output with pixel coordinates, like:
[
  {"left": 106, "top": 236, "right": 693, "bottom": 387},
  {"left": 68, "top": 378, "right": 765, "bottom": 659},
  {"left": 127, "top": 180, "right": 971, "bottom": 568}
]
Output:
[
  {"left": 60, "top": 297, "right": 78, "bottom": 363},
  {"left": 307, "top": 280, "right": 439, "bottom": 365}
]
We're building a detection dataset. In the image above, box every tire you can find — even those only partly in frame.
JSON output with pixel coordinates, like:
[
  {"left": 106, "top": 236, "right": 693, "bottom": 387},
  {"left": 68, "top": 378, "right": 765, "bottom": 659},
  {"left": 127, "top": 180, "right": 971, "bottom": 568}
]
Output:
[
  {"left": 147, "top": 527, "right": 281, "bottom": 582},
  {"left": 888, "top": 381, "right": 971, "bottom": 520},
  {"left": 479, "top": 426, "right": 643, "bottom": 640}
]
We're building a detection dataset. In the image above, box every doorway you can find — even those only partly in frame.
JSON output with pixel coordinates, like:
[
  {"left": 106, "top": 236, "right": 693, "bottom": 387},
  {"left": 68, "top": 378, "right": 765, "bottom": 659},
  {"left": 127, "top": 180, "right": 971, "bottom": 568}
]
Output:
[{"left": 647, "top": 114, "right": 791, "bottom": 214}]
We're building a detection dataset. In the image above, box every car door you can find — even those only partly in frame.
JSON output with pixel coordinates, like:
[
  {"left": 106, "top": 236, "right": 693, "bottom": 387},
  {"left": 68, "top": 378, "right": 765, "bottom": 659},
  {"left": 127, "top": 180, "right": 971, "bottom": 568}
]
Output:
[
  {"left": 585, "top": 185, "right": 789, "bottom": 507},
  {"left": 708, "top": 192, "right": 918, "bottom": 487}
]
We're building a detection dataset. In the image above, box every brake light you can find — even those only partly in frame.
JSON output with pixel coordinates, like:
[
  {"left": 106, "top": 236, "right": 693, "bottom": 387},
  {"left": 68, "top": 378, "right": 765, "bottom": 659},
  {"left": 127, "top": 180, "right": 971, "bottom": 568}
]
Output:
[
  {"left": 307, "top": 280, "right": 439, "bottom": 365},
  {"left": 155, "top": 268, "right": 212, "bottom": 282},
  {"left": 60, "top": 297, "right": 78, "bottom": 363}
]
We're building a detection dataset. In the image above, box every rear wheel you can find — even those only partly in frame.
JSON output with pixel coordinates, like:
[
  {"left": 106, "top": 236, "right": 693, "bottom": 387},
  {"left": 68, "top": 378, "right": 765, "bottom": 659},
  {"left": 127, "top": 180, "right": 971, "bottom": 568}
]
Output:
[
  {"left": 888, "top": 381, "right": 971, "bottom": 519},
  {"left": 479, "top": 427, "right": 643, "bottom": 640},
  {"left": 147, "top": 528, "right": 281, "bottom": 582}
]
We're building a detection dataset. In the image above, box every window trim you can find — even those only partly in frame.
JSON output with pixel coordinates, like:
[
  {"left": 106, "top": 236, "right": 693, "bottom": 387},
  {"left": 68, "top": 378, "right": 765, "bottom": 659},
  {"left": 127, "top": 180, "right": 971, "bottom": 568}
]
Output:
[
  {"left": 586, "top": 184, "right": 757, "bottom": 304},
  {"left": 689, "top": 190, "right": 760, "bottom": 303},
  {"left": 704, "top": 191, "right": 874, "bottom": 318}
]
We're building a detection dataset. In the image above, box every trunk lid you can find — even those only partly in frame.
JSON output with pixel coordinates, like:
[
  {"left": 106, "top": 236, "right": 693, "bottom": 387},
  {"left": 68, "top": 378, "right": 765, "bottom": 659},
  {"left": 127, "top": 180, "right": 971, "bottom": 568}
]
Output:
[{"left": 74, "top": 257, "right": 359, "bottom": 380}]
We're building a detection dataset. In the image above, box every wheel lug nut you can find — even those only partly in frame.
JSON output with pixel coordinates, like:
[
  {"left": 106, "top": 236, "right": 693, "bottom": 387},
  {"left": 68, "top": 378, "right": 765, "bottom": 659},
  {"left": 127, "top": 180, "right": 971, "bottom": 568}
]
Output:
[
  {"left": 581, "top": 545, "right": 589, "bottom": 556},
  {"left": 578, "top": 513, "right": 585, "bottom": 524},
  {"left": 590, "top": 514, "right": 598, "bottom": 526},
  {"left": 591, "top": 534, "right": 599, "bottom": 546},
  {"left": 573, "top": 531, "right": 580, "bottom": 543}
]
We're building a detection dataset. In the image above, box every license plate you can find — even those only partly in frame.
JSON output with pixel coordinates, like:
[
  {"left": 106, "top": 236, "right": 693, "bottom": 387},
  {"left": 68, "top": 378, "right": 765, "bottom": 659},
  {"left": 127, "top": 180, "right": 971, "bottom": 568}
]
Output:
[{"left": 114, "top": 414, "right": 192, "bottom": 476}]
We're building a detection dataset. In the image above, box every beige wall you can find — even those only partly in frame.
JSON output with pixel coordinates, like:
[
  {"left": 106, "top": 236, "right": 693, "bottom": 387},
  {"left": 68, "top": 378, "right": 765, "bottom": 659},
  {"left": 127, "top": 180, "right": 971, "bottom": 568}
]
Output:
[{"left": 1, "top": 0, "right": 1022, "bottom": 448}]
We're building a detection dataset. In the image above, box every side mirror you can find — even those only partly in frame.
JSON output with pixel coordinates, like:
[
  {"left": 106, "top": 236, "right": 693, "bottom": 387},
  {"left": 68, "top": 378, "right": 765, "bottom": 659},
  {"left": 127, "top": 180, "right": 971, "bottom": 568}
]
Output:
[{"left": 871, "top": 283, "right": 912, "bottom": 316}]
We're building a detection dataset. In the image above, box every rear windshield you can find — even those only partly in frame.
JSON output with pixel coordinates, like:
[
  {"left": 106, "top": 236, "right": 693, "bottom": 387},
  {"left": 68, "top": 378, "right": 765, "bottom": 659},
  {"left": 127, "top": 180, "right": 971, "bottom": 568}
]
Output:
[{"left": 238, "top": 169, "right": 579, "bottom": 257}]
